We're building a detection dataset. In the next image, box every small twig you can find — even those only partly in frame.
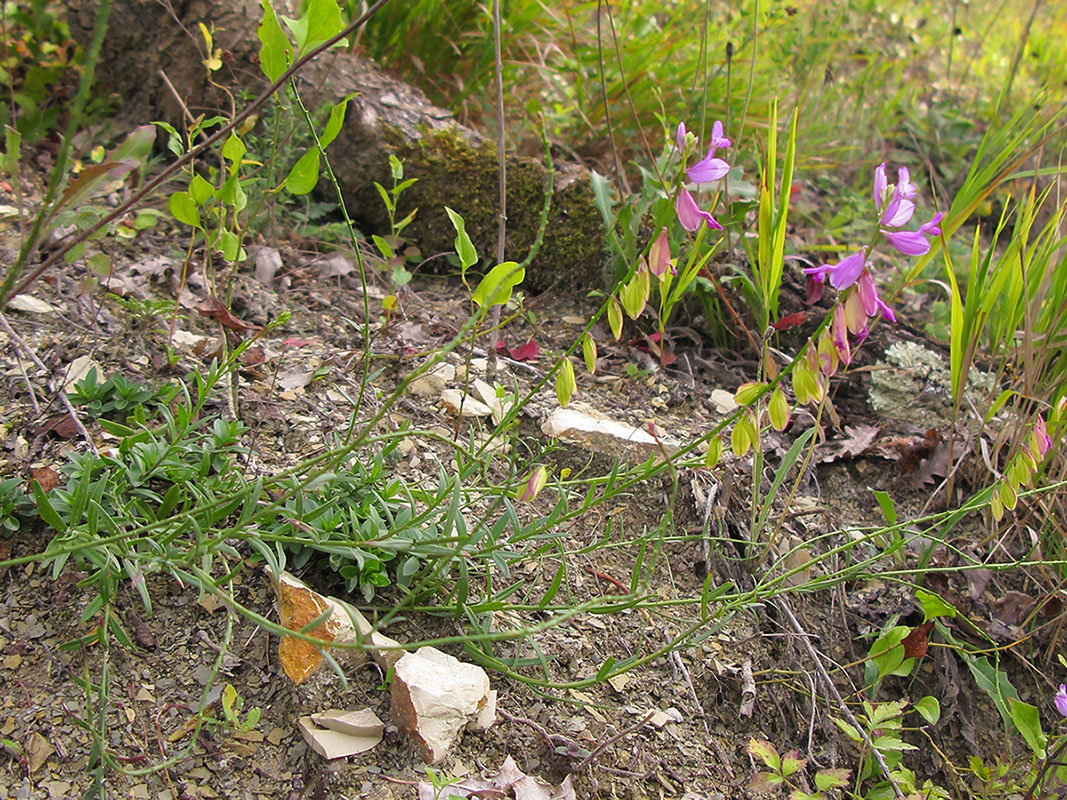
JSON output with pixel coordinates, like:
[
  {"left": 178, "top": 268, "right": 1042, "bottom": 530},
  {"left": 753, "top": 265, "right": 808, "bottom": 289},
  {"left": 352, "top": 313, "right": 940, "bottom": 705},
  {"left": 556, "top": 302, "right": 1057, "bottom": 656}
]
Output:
[
  {"left": 574, "top": 711, "right": 655, "bottom": 772},
  {"left": 158, "top": 68, "right": 195, "bottom": 125},
  {"left": 486, "top": 0, "right": 506, "bottom": 384},
  {"left": 775, "top": 596, "right": 904, "bottom": 798},
  {"left": 0, "top": 310, "right": 98, "bottom": 456}
]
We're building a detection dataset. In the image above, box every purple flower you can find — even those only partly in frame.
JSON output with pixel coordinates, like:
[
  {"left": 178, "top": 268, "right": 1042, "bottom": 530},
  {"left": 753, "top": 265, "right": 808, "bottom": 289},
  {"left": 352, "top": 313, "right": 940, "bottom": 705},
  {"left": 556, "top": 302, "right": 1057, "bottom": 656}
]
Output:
[
  {"left": 676, "top": 122, "right": 687, "bottom": 150},
  {"left": 687, "top": 148, "right": 730, "bottom": 183},
  {"left": 1056, "top": 684, "right": 1067, "bottom": 718},
  {"left": 882, "top": 212, "right": 943, "bottom": 256},
  {"left": 877, "top": 165, "right": 918, "bottom": 227},
  {"left": 857, "top": 270, "right": 896, "bottom": 322},
  {"left": 675, "top": 187, "right": 722, "bottom": 231},
  {"left": 710, "top": 119, "right": 731, "bottom": 149},
  {"left": 1035, "top": 415, "right": 1052, "bottom": 457},
  {"left": 832, "top": 303, "right": 851, "bottom": 365},
  {"left": 687, "top": 119, "right": 731, "bottom": 183},
  {"left": 803, "top": 248, "right": 867, "bottom": 291}
]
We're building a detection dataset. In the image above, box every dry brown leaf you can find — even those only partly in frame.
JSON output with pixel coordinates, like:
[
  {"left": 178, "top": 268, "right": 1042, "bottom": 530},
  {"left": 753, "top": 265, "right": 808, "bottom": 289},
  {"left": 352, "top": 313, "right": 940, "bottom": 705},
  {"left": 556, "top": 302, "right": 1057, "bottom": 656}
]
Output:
[
  {"left": 29, "top": 466, "right": 61, "bottom": 493},
  {"left": 196, "top": 296, "right": 260, "bottom": 333},
  {"left": 900, "top": 620, "right": 934, "bottom": 659}
]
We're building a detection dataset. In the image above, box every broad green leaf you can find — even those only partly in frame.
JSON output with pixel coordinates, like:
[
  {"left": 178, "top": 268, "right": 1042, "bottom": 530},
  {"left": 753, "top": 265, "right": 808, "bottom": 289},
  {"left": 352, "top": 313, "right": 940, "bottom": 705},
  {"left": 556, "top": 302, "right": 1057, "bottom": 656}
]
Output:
[
  {"left": 189, "top": 173, "right": 215, "bottom": 205},
  {"left": 222, "top": 132, "right": 246, "bottom": 169},
  {"left": 747, "top": 738, "right": 779, "bottom": 770},
  {"left": 731, "top": 411, "right": 755, "bottom": 457},
  {"left": 780, "top": 752, "right": 806, "bottom": 778},
  {"left": 285, "top": 149, "right": 320, "bottom": 195},
  {"left": 620, "top": 272, "right": 647, "bottom": 320},
  {"left": 915, "top": 588, "right": 957, "bottom": 621},
  {"left": 555, "top": 358, "right": 576, "bottom": 408},
  {"left": 168, "top": 190, "right": 201, "bottom": 228},
  {"left": 283, "top": 0, "right": 345, "bottom": 56},
  {"left": 257, "top": 0, "right": 292, "bottom": 81},
  {"left": 814, "top": 769, "right": 851, "bottom": 790},
  {"left": 1008, "top": 698, "right": 1046, "bottom": 758},
  {"left": 472, "top": 262, "right": 524, "bottom": 308},
  {"left": 914, "top": 696, "right": 940, "bottom": 725}
]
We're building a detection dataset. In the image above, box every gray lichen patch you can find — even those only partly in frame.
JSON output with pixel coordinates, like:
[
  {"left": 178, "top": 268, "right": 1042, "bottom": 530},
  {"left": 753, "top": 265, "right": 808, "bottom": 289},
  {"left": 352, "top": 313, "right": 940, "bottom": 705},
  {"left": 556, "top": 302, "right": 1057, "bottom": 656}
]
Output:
[{"left": 868, "top": 341, "right": 997, "bottom": 426}]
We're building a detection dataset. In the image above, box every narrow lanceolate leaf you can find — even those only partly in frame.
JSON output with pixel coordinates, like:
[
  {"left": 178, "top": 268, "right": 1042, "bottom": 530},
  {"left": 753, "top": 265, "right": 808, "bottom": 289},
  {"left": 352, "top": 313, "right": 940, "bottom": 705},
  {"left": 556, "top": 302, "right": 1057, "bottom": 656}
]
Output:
[
  {"left": 555, "top": 358, "right": 576, "bottom": 408},
  {"left": 445, "top": 206, "right": 478, "bottom": 271}
]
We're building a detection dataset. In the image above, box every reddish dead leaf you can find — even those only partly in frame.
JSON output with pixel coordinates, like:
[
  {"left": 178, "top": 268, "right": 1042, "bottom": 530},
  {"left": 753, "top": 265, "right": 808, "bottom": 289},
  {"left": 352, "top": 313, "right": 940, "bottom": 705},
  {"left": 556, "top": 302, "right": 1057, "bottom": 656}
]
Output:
[
  {"left": 29, "top": 466, "right": 61, "bottom": 493},
  {"left": 900, "top": 620, "right": 934, "bottom": 659},
  {"left": 885, "top": 429, "right": 941, "bottom": 474},
  {"left": 196, "top": 296, "right": 260, "bottom": 333},
  {"left": 496, "top": 339, "right": 539, "bottom": 362},
  {"left": 630, "top": 332, "right": 676, "bottom": 365},
  {"left": 239, "top": 346, "right": 266, "bottom": 367},
  {"left": 33, "top": 413, "right": 81, "bottom": 439},
  {"left": 805, "top": 276, "right": 824, "bottom": 305},
  {"left": 283, "top": 337, "right": 315, "bottom": 348},
  {"left": 771, "top": 311, "right": 808, "bottom": 332},
  {"left": 127, "top": 611, "right": 156, "bottom": 648},
  {"left": 991, "top": 591, "right": 1037, "bottom": 627}
]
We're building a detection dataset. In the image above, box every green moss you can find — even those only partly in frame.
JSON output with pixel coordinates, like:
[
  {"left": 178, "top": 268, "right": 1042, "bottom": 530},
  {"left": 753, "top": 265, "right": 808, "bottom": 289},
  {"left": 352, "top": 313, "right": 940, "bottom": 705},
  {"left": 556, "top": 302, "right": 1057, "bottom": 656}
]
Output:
[{"left": 390, "top": 127, "right": 605, "bottom": 295}]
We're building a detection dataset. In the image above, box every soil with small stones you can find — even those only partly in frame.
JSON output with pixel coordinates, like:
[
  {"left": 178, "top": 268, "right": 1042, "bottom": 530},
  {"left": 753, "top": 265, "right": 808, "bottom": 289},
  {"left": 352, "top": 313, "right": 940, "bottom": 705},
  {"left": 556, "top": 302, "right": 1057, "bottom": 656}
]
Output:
[{"left": 0, "top": 177, "right": 1062, "bottom": 800}]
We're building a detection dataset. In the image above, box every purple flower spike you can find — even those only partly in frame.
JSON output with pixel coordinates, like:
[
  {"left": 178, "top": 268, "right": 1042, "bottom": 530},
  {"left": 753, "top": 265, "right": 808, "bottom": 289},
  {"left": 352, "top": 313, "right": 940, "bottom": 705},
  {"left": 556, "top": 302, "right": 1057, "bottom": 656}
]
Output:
[
  {"left": 649, "top": 227, "right": 672, "bottom": 277},
  {"left": 1035, "top": 414, "right": 1052, "bottom": 457},
  {"left": 879, "top": 166, "right": 918, "bottom": 228},
  {"left": 832, "top": 303, "right": 851, "bottom": 365},
  {"left": 803, "top": 248, "right": 867, "bottom": 291},
  {"left": 676, "top": 122, "right": 687, "bottom": 151},
  {"left": 1056, "top": 684, "right": 1067, "bottom": 718},
  {"left": 857, "top": 270, "right": 896, "bottom": 322},
  {"left": 675, "top": 187, "right": 722, "bottom": 232}
]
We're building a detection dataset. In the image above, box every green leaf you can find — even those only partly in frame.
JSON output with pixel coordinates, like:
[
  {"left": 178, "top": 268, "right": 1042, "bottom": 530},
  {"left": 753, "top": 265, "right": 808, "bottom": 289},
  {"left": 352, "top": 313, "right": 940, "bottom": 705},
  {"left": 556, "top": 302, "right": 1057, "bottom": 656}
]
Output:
[
  {"left": 319, "top": 94, "right": 357, "bottom": 148},
  {"left": 283, "top": 0, "right": 345, "bottom": 56},
  {"left": 257, "top": 0, "right": 292, "bottom": 81},
  {"left": 831, "top": 717, "right": 862, "bottom": 742},
  {"left": 780, "top": 752, "right": 807, "bottom": 777},
  {"left": 168, "top": 190, "right": 201, "bottom": 228},
  {"left": 555, "top": 358, "right": 576, "bottom": 408},
  {"left": 472, "top": 262, "right": 524, "bottom": 308},
  {"left": 872, "top": 489, "right": 897, "bottom": 525},
  {"left": 731, "top": 411, "right": 756, "bottom": 457},
  {"left": 915, "top": 587, "right": 957, "bottom": 621},
  {"left": 704, "top": 435, "right": 722, "bottom": 468},
  {"left": 747, "top": 738, "right": 780, "bottom": 770},
  {"left": 1008, "top": 698, "right": 1046, "bottom": 758},
  {"left": 620, "top": 271, "right": 647, "bottom": 320},
  {"left": 189, "top": 173, "right": 215, "bottom": 205},
  {"left": 284, "top": 149, "right": 320, "bottom": 195},
  {"left": 32, "top": 479, "right": 65, "bottom": 532},
  {"left": 444, "top": 206, "right": 478, "bottom": 271},
  {"left": 814, "top": 768, "right": 851, "bottom": 790},
  {"left": 222, "top": 132, "right": 246, "bottom": 169},
  {"left": 914, "top": 695, "right": 940, "bottom": 725}
]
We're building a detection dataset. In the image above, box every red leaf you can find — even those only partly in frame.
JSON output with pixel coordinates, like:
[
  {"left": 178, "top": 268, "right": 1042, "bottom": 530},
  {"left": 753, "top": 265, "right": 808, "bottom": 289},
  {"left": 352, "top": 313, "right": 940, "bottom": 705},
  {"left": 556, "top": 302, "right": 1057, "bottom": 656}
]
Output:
[
  {"left": 771, "top": 311, "right": 808, "bottom": 331},
  {"left": 497, "top": 339, "right": 539, "bottom": 361},
  {"left": 900, "top": 620, "right": 934, "bottom": 659}
]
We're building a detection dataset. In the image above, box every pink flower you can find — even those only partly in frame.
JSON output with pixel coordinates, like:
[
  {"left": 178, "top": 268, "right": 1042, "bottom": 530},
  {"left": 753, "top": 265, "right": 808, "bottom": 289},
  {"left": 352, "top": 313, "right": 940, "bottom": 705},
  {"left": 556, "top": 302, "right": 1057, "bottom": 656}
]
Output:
[
  {"left": 648, "top": 227, "right": 673, "bottom": 277},
  {"left": 832, "top": 303, "right": 851, "bottom": 365},
  {"left": 803, "top": 248, "right": 867, "bottom": 291},
  {"left": 882, "top": 212, "right": 943, "bottom": 256},
  {"left": 675, "top": 187, "right": 722, "bottom": 231},
  {"left": 857, "top": 270, "right": 896, "bottom": 322},
  {"left": 1034, "top": 414, "right": 1052, "bottom": 457},
  {"left": 877, "top": 165, "right": 918, "bottom": 227},
  {"left": 1055, "top": 684, "right": 1067, "bottom": 718},
  {"left": 686, "top": 119, "right": 731, "bottom": 183},
  {"left": 676, "top": 122, "right": 687, "bottom": 150}
]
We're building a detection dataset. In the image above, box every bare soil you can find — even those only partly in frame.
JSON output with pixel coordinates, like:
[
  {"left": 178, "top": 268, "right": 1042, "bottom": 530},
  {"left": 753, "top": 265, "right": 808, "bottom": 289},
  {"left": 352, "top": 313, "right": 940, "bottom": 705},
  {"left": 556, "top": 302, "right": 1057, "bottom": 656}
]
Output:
[{"left": 0, "top": 176, "right": 1061, "bottom": 800}]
